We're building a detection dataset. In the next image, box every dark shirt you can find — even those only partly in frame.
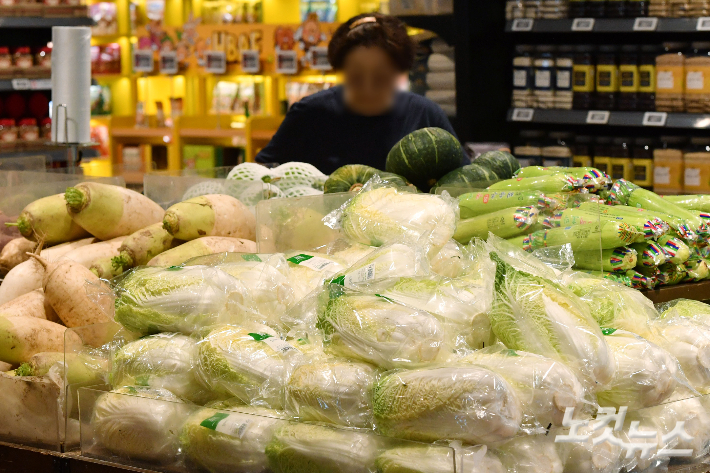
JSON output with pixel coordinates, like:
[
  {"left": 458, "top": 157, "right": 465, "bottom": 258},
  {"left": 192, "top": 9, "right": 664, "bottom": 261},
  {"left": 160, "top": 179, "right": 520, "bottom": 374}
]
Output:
[{"left": 256, "top": 86, "right": 458, "bottom": 175}]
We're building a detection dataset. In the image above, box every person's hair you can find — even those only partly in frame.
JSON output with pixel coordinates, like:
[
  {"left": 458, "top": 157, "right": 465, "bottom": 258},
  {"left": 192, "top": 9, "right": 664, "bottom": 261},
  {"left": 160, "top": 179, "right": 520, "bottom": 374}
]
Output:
[{"left": 328, "top": 13, "right": 415, "bottom": 71}]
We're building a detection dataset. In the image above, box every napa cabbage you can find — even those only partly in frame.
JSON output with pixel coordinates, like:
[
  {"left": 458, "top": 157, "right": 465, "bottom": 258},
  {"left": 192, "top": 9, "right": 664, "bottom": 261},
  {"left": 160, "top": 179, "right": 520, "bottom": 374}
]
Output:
[
  {"left": 429, "top": 239, "right": 466, "bottom": 278},
  {"left": 317, "top": 288, "right": 447, "bottom": 369},
  {"left": 375, "top": 445, "right": 498, "bottom": 473},
  {"left": 487, "top": 252, "right": 614, "bottom": 388},
  {"left": 329, "top": 243, "right": 428, "bottom": 288},
  {"left": 111, "top": 333, "right": 211, "bottom": 403},
  {"left": 372, "top": 366, "right": 522, "bottom": 445},
  {"left": 556, "top": 425, "right": 623, "bottom": 473},
  {"left": 265, "top": 422, "right": 378, "bottom": 473},
  {"left": 283, "top": 251, "right": 346, "bottom": 299},
  {"left": 649, "top": 317, "right": 710, "bottom": 393},
  {"left": 180, "top": 405, "right": 286, "bottom": 473},
  {"left": 494, "top": 436, "right": 564, "bottom": 473},
  {"left": 285, "top": 359, "right": 375, "bottom": 427},
  {"left": 460, "top": 346, "right": 585, "bottom": 431},
  {"left": 658, "top": 298, "right": 710, "bottom": 324}
]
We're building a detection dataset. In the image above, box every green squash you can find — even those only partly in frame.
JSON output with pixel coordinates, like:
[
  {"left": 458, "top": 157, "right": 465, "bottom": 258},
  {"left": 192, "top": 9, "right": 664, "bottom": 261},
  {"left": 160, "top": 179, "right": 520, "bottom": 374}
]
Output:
[
  {"left": 474, "top": 151, "right": 521, "bottom": 180},
  {"left": 385, "top": 127, "right": 463, "bottom": 191},
  {"left": 434, "top": 164, "right": 499, "bottom": 190},
  {"left": 323, "top": 164, "right": 410, "bottom": 193}
]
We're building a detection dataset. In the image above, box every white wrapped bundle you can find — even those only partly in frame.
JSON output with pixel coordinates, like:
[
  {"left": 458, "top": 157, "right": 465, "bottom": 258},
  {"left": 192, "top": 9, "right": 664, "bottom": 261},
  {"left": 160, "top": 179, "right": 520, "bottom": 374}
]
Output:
[
  {"left": 650, "top": 317, "right": 710, "bottom": 394},
  {"left": 495, "top": 435, "right": 564, "bottom": 473}
]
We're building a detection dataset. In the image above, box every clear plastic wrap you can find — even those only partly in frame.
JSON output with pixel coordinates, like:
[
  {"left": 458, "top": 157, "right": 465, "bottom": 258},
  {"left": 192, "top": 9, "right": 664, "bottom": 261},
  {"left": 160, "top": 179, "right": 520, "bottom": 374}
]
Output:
[
  {"left": 90, "top": 386, "right": 188, "bottom": 463},
  {"left": 650, "top": 317, "right": 710, "bottom": 394},
  {"left": 657, "top": 263, "right": 688, "bottom": 286},
  {"left": 683, "top": 258, "right": 710, "bottom": 282},
  {"left": 555, "top": 425, "right": 623, "bottom": 473},
  {"left": 110, "top": 333, "right": 212, "bottom": 404},
  {"left": 458, "top": 190, "right": 551, "bottom": 220},
  {"left": 631, "top": 241, "right": 667, "bottom": 267},
  {"left": 324, "top": 239, "right": 377, "bottom": 266},
  {"left": 658, "top": 298, "right": 710, "bottom": 322},
  {"left": 487, "top": 174, "right": 582, "bottom": 193},
  {"left": 487, "top": 252, "right": 615, "bottom": 388},
  {"left": 453, "top": 206, "right": 540, "bottom": 244},
  {"left": 375, "top": 445, "right": 459, "bottom": 473},
  {"left": 282, "top": 251, "right": 346, "bottom": 300},
  {"left": 556, "top": 208, "right": 661, "bottom": 241},
  {"left": 573, "top": 247, "right": 638, "bottom": 272},
  {"left": 494, "top": 434, "right": 564, "bottom": 473},
  {"left": 325, "top": 178, "right": 457, "bottom": 254},
  {"left": 510, "top": 221, "right": 641, "bottom": 252},
  {"left": 656, "top": 235, "right": 691, "bottom": 265},
  {"left": 372, "top": 366, "right": 522, "bottom": 445},
  {"left": 595, "top": 329, "right": 686, "bottom": 410},
  {"left": 180, "top": 405, "right": 286, "bottom": 473},
  {"left": 459, "top": 346, "right": 585, "bottom": 432},
  {"left": 428, "top": 239, "right": 466, "bottom": 278},
  {"left": 195, "top": 324, "right": 307, "bottom": 408},
  {"left": 317, "top": 286, "right": 448, "bottom": 369},
  {"left": 284, "top": 359, "right": 375, "bottom": 428}
]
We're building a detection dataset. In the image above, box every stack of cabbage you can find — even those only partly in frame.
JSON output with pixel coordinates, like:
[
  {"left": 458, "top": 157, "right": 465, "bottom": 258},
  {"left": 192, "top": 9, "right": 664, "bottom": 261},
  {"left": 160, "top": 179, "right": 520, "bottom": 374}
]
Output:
[
  {"left": 452, "top": 165, "right": 710, "bottom": 290},
  {"left": 78, "top": 179, "right": 710, "bottom": 473}
]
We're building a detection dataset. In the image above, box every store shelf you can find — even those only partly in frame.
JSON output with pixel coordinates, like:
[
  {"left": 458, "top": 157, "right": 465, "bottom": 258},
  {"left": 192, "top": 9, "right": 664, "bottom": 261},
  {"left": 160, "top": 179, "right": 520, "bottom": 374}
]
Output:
[
  {"left": 398, "top": 14, "right": 455, "bottom": 43},
  {"left": 179, "top": 127, "right": 245, "bottom": 139},
  {"left": 642, "top": 280, "right": 710, "bottom": 304},
  {"left": 0, "top": 16, "right": 93, "bottom": 28},
  {"left": 505, "top": 17, "right": 708, "bottom": 33},
  {"left": 506, "top": 108, "right": 710, "bottom": 129},
  {"left": 111, "top": 127, "right": 174, "bottom": 139},
  {"left": 0, "top": 78, "right": 51, "bottom": 91}
]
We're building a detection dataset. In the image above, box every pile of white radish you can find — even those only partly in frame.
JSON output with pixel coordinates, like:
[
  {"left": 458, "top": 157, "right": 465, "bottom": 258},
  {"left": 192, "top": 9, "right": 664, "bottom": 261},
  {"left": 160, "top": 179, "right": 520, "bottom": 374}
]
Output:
[{"left": 0, "top": 184, "right": 257, "bottom": 373}]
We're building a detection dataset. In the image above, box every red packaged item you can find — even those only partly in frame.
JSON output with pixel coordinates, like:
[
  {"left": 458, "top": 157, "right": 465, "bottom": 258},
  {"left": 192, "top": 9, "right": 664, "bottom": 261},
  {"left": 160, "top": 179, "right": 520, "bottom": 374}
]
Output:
[
  {"left": 19, "top": 118, "right": 39, "bottom": 142},
  {"left": 0, "top": 119, "right": 17, "bottom": 144},
  {"left": 14, "top": 47, "right": 33, "bottom": 69},
  {"left": 0, "top": 47, "right": 11, "bottom": 71}
]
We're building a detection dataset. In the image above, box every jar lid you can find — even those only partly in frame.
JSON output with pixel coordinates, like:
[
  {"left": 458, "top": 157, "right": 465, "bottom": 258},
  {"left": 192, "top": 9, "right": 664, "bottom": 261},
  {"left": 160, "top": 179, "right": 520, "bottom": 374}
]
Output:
[
  {"left": 634, "top": 137, "right": 655, "bottom": 146},
  {"left": 515, "top": 45, "right": 534, "bottom": 54},
  {"left": 19, "top": 118, "right": 37, "bottom": 126},
  {"left": 0, "top": 119, "right": 16, "bottom": 126},
  {"left": 14, "top": 47, "right": 31, "bottom": 54},
  {"left": 575, "top": 136, "right": 593, "bottom": 145},
  {"left": 0, "top": 47, "right": 8, "bottom": 54},
  {"left": 557, "top": 45, "right": 574, "bottom": 54},
  {"left": 39, "top": 47, "right": 51, "bottom": 54},
  {"left": 575, "top": 45, "right": 595, "bottom": 53},
  {"left": 640, "top": 45, "right": 659, "bottom": 54},
  {"left": 595, "top": 136, "right": 612, "bottom": 144},
  {"left": 662, "top": 42, "right": 688, "bottom": 51},
  {"left": 621, "top": 44, "right": 639, "bottom": 53},
  {"left": 613, "top": 137, "right": 631, "bottom": 145},
  {"left": 691, "top": 42, "right": 710, "bottom": 50},
  {"left": 535, "top": 45, "right": 556, "bottom": 53},
  {"left": 598, "top": 45, "right": 618, "bottom": 54},
  {"left": 40, "top": 117, "right": 51, "bottom": 126}
]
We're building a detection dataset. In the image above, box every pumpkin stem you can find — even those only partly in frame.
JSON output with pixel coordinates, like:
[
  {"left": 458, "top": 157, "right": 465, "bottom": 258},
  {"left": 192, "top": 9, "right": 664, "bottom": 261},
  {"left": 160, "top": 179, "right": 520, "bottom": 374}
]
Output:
[{"left": 349, "top": 183, "right": 364, "bottom": 193}]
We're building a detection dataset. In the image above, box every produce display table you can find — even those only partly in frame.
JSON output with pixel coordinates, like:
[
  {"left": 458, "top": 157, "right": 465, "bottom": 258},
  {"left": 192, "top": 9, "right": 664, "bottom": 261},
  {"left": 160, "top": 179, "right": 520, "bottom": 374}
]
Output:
[{"left": 641, "top": 280, "right": 710, "bottom": 305}]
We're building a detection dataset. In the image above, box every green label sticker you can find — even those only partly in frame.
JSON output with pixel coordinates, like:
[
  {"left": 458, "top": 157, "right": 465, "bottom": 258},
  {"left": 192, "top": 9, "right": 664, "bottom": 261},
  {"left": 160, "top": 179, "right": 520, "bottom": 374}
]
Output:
[
  {"left": 601, "top": 327, "right": 617, "bottom": 336},
  {"left": 248, "top": 332, "right": 273, "bottom": 341},
  {"left": 375, "top": 294, "right": 395, "bottom": 303},
  {"left": 241, "top": 254, "right": 262, "bottom": 262},
  {"left": 287, "top": 254, "right": 313, "bottom": 264},
  {"left": 200, "top": 412, "right": 230, "bottom": 430},
  {"left": 503, "top": 349, "right": 519, "bottom": 357},
  {"left": 166, "top": 265, "right": 182, "bottom": 271},
  {"left": 330, "top": 275, "right": 345, "bottom": 286}
]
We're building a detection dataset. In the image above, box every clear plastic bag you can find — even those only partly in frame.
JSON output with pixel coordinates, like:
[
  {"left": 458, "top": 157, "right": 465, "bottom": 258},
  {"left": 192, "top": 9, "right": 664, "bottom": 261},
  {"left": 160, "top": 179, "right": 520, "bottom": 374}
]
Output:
[
  {"left": 284, "top": 358, "right": 375, "bottom": 428},
  {"left": 91, "top": 386, "right": 188, "bottom": 463},
  {"left": 555, "top": 425, "right": 623, "bottom": 473},
  {"left": 459, "top": 346, "right": 586, "bottom": 433},
  {"left": 428, "top": 239, "right": 466, "bottom": 278},
  {"left": 375, "top": 444, "right": 460, "bottom": 473},
  {"left": 657, "top": 298, "right": 710, "bottom": 323},
  {"left": 372, "top": 366, "right": 522, "bottom": 445},
  {"left": 493, "top": 433, "right": 564, "bottom": 473}
]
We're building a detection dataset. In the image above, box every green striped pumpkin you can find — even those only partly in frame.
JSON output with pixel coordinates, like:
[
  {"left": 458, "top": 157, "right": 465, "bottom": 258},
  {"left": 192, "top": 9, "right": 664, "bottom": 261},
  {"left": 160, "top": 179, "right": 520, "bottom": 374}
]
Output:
[
  {"left": 434, "top": 164, "right": 498, "bottom": 190},
  {"left": 385, "top": 127, "right": 463, "bottom": 192},
  {"left": 323, "top": 164, "right": 410, "bottom": 193},
  {"left": 475, "top": 151, "right": 521, "bottom": 180}
]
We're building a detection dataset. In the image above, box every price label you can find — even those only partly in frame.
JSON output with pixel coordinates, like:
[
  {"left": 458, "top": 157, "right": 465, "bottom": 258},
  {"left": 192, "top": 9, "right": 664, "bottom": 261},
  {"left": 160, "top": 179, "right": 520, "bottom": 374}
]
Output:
[
  {"left": 633, "top": 17, "right": 658, "bottom": 31},
  {"left": 11, "top": 78, "right": 30, "bottom": 90},
  {"left": 310, "top": 46, "right": 331, "bottom": 71},
  {"left": 159, "top": 51, "right": 178, "bottom": 75},
  {"left": 132, "top": 50, "right": 154, "bottom": 73},
  {"left": 275, "top": 50, "right": 298, "bottom": 75},
  {"left": 697, "top": 17, "right": 710, "bottom": 31},
  {"left": 511, "top": 18, "right": 534, "bottom": 31},
  {"left": 240, "top": 50, "right": 261, "bottom": 73},
  {"left": 204, "top": 51, "right": 226, "bottom": 74},
  {"left": 642, "top": 111, "right": 668, "bottom": 127},
  {"left": 32, "top": 79, "right": 51, "bottom": 90},
  {"left": 571, "top": 18, "right": 595, "bottom": 31},
  {"left": 511, "top": 108, "right": 534, "bottom": 122},
  {"left": 586, "top": 110, "right": 610, "bottom": 124}
]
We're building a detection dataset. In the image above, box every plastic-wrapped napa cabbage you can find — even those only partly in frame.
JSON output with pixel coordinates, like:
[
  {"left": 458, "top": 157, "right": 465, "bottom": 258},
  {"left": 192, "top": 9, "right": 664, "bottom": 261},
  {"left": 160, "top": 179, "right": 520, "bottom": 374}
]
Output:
[
  {"left": 487, "top": 252, "right": 615, "bottom": 388},
  {"left": 595, "top": 329, "right": 681, "bottom": 409},
  {"left": 494, "top": 435, "right": 564, "bottom": 473},
  {"left": 283, "top": 251, "right": 346, "bottom": 299},
  {"left": 372, "top": 366, "right": 522, "bottom": 445},
  {"left": 658, "top": 298, "right": 710, "bottom": 324},
  {"left": 91, "top": 386, "right": 188, "bottom": 464},
  {"left": 555, "top": 425, "right": 623, "bottom": 473},
  {"left": 428, "top": 239, "right": 466, "bottom": 278},
  {"left": 317, "top": 287, "right": 447, "bottom": 369},
  {"left": 195, "top": 324, "right": 304, "bottom": 408},
  {"left": 265, "top": 422, "right": 378, "bottom": 473},
  {"left": 326, "top": 239, "right": 376, "bottom": 266},
  {"left": 376, "top": 444, "right": 506, "bottom": 473},
  {"left": 649, "top": 317, "right": 710, "bottom": 393},
  {"left": 329, "top": 243, "right": 429, "bottom": 288},
  {"left": 337, "top": 186, "right": 457, "bottom": 253},
  {"left": 285, "top": 359, "right": 375, "bottom": 428},
  {"left": 459, "top": 346, "right": 585, "bottom": 431},
  {"left": 113, "top": 265, "right": 244, "bottom": 335},
  {"left": 180, "top": 405, "right": 286, "bottom": 473},
  {"left": 111, "top": 333, "right": 212, "bottom": 404}
]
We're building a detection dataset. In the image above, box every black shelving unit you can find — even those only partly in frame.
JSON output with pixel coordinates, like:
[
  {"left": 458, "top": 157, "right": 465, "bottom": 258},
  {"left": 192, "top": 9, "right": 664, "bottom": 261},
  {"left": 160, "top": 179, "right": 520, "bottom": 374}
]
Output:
[
  {"left": 0, "top": 78, "right": 51, "bottom": 92},
  {"left": 505, "top": 17, "right": 709, "bottom": 33},
  {"left": 0, "top": 17, "right": 93, "bottom": 28},
  {"left": 506, "top": 108, "right": 710, "bottom": 129}
]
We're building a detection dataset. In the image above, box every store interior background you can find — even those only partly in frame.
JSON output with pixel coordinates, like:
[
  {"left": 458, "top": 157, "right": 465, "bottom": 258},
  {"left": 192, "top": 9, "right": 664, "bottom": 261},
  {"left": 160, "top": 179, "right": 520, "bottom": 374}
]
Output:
[{"left": 1, "top": 0, "right": 709, "bottom": 196}]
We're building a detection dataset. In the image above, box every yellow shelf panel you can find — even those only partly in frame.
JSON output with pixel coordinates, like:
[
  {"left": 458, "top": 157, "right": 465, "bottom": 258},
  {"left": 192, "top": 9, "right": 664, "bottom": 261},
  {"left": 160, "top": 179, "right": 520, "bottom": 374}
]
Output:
[{"left": 112, "top": 127, "right": 175, "bottom": 139}]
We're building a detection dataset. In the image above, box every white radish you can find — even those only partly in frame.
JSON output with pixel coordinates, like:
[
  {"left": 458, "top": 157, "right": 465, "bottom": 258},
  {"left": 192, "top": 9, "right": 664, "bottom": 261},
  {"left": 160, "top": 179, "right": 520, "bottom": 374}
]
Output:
[
  {"left": 0, "top": 289, "right": 58, "bottom": 322},
  {"left": 65, "top": 182, "right": 164, "bottom": 240},
  {"left": 28, "top": 255, "right": 112, "bottom": 331},
  {"left": 162, "top": 194, "right": 256, "bottom": 241},
  {"left": 59, "top": 236, "right": 126, "bottom": 268},
  {"left": 7, "top": 194, "right": 90, "bottom": 244},
  {"left": 147, "top": 237, "right": 257, "bottom": 267},
  {"left": 0, "top": 238, "right": 37, "bottom": 269},
  {"left": 0, "top": 316, "right": 82, "bottom": 364},
  {"left": 0, "top": 361, "right": 10, "bottom": 372},
  {"left": 0, "top": 237, "right": 95, "bottom": 305},
  {"left": 112, "top": 223, "right": 174, "bottom": 271},
  {"left": 90, "top": 256, "right": 123, "bottom": 279}
]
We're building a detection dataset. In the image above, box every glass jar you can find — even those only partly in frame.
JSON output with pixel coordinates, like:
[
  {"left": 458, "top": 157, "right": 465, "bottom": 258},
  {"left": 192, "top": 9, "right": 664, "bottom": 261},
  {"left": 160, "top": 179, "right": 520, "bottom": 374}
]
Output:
[
  {"left": 542, "top": 132, "right": 574, "bottom": 167},
  {"left": 0, "top": 119, "right": 17, "bottom": 144},
  {"left": 593, "top": 136, "right": 612, "bottom": 175},
  {"left": 595, "top": 45, "right": 619, "bottom": 110},
  {"left": 648, "top": 0, "right": 670, "bottom": 17},
  {"left": 36, "top": 46, "right": 51, "bottom": 69},
  {"left": 515, "top": 130, "right": 545, "bottom": 167},
  {"left": 572, "top": 135, "right": 593, "bottom": 167},
  {"left": 626, "top": 0, "right": 648, "bottom": 16},
  {"left": 0, "top": 47, "right": 11, "bottom": 70},
  {"left": 638, "top": 45, "right": 657, "bottom": 111},
  {"left": 683, "top": 138, "right": 710, "bottom": 194},
  {"left": 512, "top": 45, "right": 535, "bottom": 108},
  {"left": 13, "top": 47, "right": 33, "bottom": 69},
  {"left": 684, "top": 42, "right": 710, "bottom": 114},
  {"left": 653, "top": 136, "right": 685, "bottom": 194},
  {"left": 606, "top": 0, "right": 627, "bottom": 17},
  {"left": 40, "top": 117, "right": 51, "bottom": 140},
  {"left": 533, "top": 45, "right": 556, "bottom": 110},
  {"left": 656, "top": 42, "right": 686, "bottom": 112},
  {"left": 609, "top": 137, "right": 633, "bottom": 181},
  {"left": 19, "top": 118, "right": 39, "bottom": 142},
  {"left": 568, "top": 0, "right": 587, "bottom": 16},
  {"left": 587, "top": 0, "right": 607, "bottom": 17},
  {"left": 632, "top": 137, "right": 654, "bottom": 188},
  {"left": 506, "top": 0, "right": 525, "bottom": 19},
  {"left": 618, "top": 45, "right": 640, "bottom": 111},
  {"left": 573, "top": 45, "right": 595, "bottom": 110},
  {"left": 555, "top": 45, "right": 574, "bottom": 110}
]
